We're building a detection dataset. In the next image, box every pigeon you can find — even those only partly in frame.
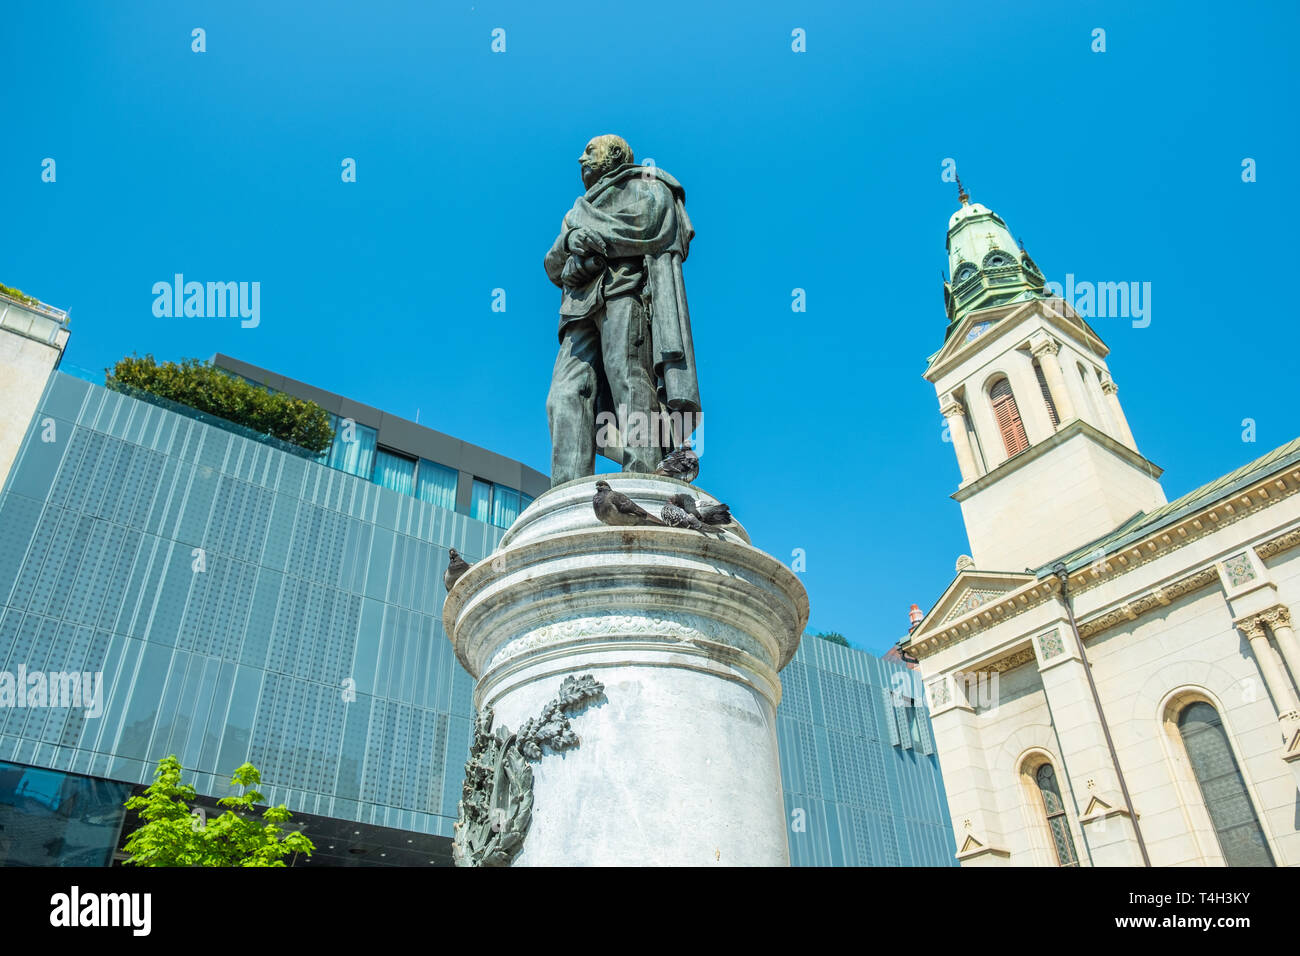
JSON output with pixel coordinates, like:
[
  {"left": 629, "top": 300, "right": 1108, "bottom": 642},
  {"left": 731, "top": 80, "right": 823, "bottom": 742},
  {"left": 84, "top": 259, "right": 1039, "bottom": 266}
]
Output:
[
  {"left": 669, "top": 493, "right": 733, "bottom": 527},
  {"left": 593, "top": 480, "right": 664, "bottom": 527},
  {"left": 654, "top": 446, "right": 700, "bottom": 484},
  {"left": 444, "top": 548, "right": 470, "bottom": 592},
  {"left": 661, "top": 498, "right": 721, "bottom": 535}
]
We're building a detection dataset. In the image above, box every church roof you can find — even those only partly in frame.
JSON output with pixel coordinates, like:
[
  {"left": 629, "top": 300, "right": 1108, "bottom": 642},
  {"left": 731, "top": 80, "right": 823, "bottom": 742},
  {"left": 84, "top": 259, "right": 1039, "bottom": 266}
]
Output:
[{"left": 1039, "top": 436, "right": 1300, "bottom": 576}]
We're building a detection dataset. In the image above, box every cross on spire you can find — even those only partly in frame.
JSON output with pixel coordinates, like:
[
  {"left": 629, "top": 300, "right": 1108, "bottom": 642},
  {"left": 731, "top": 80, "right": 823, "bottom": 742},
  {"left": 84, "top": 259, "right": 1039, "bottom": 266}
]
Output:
[{"left": 956, "top": 174, "right": 969, "bottom": 206}]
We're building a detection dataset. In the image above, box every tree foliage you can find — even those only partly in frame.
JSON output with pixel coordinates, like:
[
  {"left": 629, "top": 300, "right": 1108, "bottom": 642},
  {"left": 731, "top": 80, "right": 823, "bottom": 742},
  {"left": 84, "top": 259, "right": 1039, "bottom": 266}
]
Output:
[
  {"left": 811, "top": 630, "right": 851, "bottom": 647},
  {"left": 108, "top": 355, "right": 334, "bottom": 453},
  {"left": 122, "top": 755, "right": 315, "bottom": 867},
  {"left": 0, "top": 282, "right": 40, "bottom": 306}
]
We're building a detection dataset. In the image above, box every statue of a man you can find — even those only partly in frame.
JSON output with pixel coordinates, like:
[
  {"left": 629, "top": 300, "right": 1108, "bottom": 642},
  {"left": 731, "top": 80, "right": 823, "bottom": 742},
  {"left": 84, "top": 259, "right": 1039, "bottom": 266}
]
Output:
[{"left": 544, "top": 135, "right": 701, "bottom": 486}]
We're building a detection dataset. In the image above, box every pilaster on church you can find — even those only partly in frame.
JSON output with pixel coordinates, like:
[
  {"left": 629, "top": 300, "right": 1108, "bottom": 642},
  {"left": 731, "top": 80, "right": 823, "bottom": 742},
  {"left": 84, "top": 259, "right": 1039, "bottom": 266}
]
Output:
[
  {"left": 1030, "top": 622, "right": 1146, "bottom": 866},
  {"left": 1234, "top": 609, "right": 1300, "bottom": 719},
  {"left": 940, "top": 396, "right": 979, "bottom": 485},
  {"left": 1028, "top": 333, "right": 1076, "bottom": 426}
]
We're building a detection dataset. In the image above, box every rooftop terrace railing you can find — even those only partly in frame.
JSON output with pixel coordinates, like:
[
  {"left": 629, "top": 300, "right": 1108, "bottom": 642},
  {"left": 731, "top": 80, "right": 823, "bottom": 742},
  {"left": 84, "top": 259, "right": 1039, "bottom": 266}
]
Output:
[{"left": 104, "top": 378, "right": 323, "bottom": 461}]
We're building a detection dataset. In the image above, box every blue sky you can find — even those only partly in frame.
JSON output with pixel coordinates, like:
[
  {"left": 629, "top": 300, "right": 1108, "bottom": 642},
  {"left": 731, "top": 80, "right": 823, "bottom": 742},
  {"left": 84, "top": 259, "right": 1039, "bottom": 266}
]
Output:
[{"left": 3, "top": 1, "right": 1296, "bottom": 654}]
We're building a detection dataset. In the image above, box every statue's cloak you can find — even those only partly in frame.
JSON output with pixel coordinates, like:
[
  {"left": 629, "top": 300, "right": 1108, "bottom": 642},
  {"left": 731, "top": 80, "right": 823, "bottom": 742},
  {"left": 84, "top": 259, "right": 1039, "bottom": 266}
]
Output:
[{"left": 544, "top": 164, "right": 701, "bottom": 456}]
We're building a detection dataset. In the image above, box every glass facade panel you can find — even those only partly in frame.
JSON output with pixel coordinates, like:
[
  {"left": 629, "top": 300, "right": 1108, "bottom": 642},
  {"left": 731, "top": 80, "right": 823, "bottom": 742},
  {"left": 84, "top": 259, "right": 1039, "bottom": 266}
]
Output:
[
  {"left": 470, "top": 479, "right": 492, "bottom": 523},
  {"left": 415, "top": 460, "right": 458, "bottom": 510},
  {"left": 372, "top": 448, "right": 416, "bottom": 496},
  {"left": 322, "top": 414, "right": 377, "bottom": 478},
  {"left": 0, "top": 760, "right": 131, "bottom": 866},
  {"left": 491, "top": 486, "right": 521, "bottom": 528}
]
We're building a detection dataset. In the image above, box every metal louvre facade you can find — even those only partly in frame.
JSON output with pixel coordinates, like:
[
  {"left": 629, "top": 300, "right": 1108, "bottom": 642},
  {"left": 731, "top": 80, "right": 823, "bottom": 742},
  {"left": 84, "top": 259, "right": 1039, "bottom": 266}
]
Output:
[
  {"left": 778, "top": 637, "right": 955, "bottom": 866},
  {"left": 0, "top": 373, "right": 501, "bottom": 841}
]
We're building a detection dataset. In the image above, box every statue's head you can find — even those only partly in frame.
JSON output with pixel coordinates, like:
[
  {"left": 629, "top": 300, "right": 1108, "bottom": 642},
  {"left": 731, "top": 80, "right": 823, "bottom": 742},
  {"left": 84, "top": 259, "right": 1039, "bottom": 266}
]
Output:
[{"left": 579, "top": 135, "right": 634, "bottom": 189}]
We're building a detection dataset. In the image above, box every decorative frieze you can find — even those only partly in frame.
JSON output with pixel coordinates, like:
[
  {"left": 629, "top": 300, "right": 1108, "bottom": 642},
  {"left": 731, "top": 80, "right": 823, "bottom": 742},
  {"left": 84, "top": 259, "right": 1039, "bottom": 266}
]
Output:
[
  {"left": 1256, "top": 526, "right": 1300, "bottom": 560},
  {"left": 1077, "top": 567, "right": 1220, "bottom": 639},
  {"left": 982, "top": 646, "right": 1037, "bottom": 674}
]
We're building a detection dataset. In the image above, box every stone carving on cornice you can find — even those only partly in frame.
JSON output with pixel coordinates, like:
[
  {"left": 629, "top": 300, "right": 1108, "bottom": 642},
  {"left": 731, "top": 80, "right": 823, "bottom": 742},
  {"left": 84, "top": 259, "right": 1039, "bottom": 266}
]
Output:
[
  {"left": 978, "top": 646, "right": 1037, "bottom": 674},
  {"left": 1256, "top": 527, "right": 1300, "bottom": 560},
  {"left": 1030, "top": 338, "right": 1060, "bottom": 357},
  {"left": 939, "top": 398, "right": 965, "bottom": 420},
  {"left": 911, "top": 503, "right": 1295, "bottom": 658},
  {"left": 1077, "top": 567, "right": 1220, "bottom": 639},
  {"left": 1070, "top": 483, "right": 1300, "bottom": 599},
  {"left": 908, "top": 583, "right": 1053, "bottom": 661},
  {"left": 1100, "top": 378, "right": 1119, "bottom": 395}
]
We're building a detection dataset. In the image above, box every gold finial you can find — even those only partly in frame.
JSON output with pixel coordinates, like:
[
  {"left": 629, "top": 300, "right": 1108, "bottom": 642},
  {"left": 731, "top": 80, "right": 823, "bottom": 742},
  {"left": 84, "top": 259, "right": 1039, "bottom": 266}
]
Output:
[{"left": 956, "top": 174, "right": 970, "bottom": 206}]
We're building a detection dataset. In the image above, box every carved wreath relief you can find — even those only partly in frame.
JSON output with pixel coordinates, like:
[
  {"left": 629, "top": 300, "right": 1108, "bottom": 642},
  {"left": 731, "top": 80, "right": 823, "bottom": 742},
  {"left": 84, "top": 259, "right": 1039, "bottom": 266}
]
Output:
[{"left": 452, "top": 674, "right": 605, "bottom": 867}]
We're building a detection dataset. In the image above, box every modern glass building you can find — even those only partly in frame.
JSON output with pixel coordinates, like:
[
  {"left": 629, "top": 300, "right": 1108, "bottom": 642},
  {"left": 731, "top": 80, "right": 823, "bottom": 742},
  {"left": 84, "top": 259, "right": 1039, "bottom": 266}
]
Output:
[
  {"left": 780, "top": 636, "right": 955, "bottom": 866},
  {"left": 0, "top": 357, "right": 953, "bottom": 866},
  {"left": 0, "top": 360, "right": 547, "bottom": 866}
]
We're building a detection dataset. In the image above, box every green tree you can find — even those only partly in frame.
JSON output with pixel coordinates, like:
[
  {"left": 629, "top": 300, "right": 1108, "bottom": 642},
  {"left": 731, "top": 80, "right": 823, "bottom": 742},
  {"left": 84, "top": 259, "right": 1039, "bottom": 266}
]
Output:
[
  {"left": 122, "top": 755, "right": 315, "bottom": 867},
  {"left": 108, "top": 355, "right": 334, "bottom": 453},
  {"left": 811, "top": 630, "right": 850, "bottom": 648}
]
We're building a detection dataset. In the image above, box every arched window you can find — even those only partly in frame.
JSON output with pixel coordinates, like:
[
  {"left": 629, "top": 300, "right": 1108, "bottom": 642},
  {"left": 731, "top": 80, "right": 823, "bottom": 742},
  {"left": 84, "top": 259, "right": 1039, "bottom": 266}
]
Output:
[
  {"left": 1032, "top": 359, "right": 1060, "bottom": 428},
  {"left": 1033, "top": 762, "right": 1080, "bottom": 866},
  {"left": 1177, "top": 702, "right": 1274, "bottom": 866},
  {"left": 989, "top": 377, "right": 1029, "bottom": 458}
]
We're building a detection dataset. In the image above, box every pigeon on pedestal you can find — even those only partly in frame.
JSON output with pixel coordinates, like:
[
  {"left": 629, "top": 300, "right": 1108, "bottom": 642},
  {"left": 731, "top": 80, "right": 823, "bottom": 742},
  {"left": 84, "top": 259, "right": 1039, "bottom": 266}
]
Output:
[
  {"left": 444, "top": 548, "right": 470, "bottom": 592},
  {"left": 669, "top": 493, "right": 733, "bottom": 528},
  {"left": 654, "top": 447, "right": 700, "bottom": 484},
  {"left": 661, "top": 498, "right": 723, "bottom": 535},
  {"left": 593, "top": 480, "right": 665, "bottom": 527}
]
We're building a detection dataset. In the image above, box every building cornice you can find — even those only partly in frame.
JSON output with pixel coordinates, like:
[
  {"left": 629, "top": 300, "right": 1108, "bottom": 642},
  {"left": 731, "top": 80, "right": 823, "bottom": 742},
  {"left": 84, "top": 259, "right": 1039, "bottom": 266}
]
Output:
[
  {"left": 925, "top": 297, "right": 1109, "bottom": 384},
  {"left": 952, "top": 419, "right": 1162, "bottom": 503},
  {"left": 1064, "top": 475, "right": 1300, "bottom": 598},
  {"left": 905, "top": 470, "right": 1300, "bottom": 666},
  {"left": 905, "top": 577, "right": 1062, "bottom": 662}
]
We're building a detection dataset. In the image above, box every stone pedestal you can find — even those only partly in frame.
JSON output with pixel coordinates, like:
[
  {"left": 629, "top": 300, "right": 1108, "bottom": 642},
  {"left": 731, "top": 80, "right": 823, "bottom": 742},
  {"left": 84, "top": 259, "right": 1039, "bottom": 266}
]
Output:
[{"left": 443, "top": 474, "right": 808, "bottom": 866}]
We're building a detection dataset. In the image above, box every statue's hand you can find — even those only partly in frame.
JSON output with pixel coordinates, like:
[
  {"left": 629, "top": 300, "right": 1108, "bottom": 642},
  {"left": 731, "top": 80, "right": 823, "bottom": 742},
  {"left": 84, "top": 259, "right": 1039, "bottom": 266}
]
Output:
[
  {"left": 566, "top": 228, "right": 605, "bottom": 258},
  {"left": 561, "top": 254, "right": 604, "bottom": 289}
]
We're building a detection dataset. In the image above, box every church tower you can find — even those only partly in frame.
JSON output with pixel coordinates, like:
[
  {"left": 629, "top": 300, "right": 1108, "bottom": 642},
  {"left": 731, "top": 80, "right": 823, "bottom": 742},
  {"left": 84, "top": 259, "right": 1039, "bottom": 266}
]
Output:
[{"left": 925, "top": 185, "right": 1166, "bottom": 572}]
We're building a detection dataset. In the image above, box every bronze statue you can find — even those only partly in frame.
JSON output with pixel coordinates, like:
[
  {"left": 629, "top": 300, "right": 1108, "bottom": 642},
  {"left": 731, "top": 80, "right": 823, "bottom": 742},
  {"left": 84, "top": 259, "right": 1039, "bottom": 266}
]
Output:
[{"left": 544, "top": 135, "right": 701, "bottom": 486}]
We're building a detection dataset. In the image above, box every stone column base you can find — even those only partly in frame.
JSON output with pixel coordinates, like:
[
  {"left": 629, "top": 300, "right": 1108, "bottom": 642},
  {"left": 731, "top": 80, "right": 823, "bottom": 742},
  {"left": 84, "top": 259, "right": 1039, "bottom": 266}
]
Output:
[{"left": 444, "top": 474, "right": 809, "bottom": 866}]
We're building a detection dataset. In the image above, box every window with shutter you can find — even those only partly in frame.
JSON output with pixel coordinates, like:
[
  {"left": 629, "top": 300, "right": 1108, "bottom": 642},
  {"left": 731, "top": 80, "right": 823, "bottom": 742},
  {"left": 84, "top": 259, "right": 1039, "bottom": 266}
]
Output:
[
  {"left": 989, "top": 378, "right": 1029, "bottom": 457},
  {"left": 1033, "top": 360, "right": 1060, "bottom": 427}
]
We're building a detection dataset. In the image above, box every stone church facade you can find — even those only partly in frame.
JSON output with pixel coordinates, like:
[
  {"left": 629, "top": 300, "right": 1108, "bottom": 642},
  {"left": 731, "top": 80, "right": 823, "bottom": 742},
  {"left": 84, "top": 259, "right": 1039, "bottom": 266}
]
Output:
[{"left": 900, "top": 190, "right": 1300, "bottom": 866}]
